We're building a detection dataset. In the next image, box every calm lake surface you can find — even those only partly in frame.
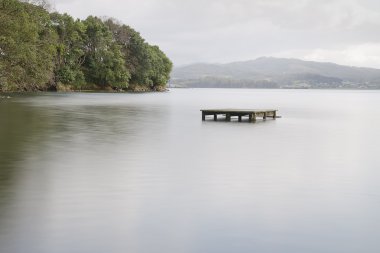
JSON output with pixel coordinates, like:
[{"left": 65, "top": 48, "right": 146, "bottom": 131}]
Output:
[{"left": 1, "top": 89, "right": 380, "bottom": 253}]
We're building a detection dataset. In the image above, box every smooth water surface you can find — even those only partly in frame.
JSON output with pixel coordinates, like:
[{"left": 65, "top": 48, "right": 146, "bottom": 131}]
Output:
[{"left": 1, "top": 89, "right": 380, "bottom": 253}]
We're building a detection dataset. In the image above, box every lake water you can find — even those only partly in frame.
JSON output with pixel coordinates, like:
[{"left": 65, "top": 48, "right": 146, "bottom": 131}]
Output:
[{"left": 1, "top": 89, "right": 380, "bottom": 253}]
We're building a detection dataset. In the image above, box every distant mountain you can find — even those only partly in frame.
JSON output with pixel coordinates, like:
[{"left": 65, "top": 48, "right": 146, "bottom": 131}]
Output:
[{"left": 170, "top": 57, "right": 380, "bottom": 89}]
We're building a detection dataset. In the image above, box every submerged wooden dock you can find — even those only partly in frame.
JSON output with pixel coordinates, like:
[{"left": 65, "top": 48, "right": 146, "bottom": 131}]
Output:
[{"left": 201, "top": 109, "right": 278, "bottom": 122}]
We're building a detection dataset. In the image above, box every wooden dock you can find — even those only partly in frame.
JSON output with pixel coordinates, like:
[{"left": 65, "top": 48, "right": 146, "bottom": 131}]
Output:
[{"left": 201, "top": 109, "right": 278, "bottom": 122}]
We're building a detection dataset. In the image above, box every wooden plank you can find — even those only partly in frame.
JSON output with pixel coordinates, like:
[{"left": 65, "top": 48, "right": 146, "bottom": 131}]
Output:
[{"left": 201, "top": 109, "right": 279, "bottom": 122}]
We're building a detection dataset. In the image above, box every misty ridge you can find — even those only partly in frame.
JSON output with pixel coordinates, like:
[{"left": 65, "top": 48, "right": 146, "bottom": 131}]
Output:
[{"left": 170, "top": 57, "right": 380, "bottom": 89}]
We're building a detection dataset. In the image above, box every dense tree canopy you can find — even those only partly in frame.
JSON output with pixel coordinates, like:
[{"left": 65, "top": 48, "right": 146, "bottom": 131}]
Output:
[
  {"left": 104, "top": 19, "right": 172, "bottom": 88},
  {"left": 0, "top": 0, "right": 172, "bottom": 91}
]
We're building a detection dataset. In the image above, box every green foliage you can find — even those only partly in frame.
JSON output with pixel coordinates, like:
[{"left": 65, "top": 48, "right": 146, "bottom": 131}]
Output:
[
  {"left": 82, "top": 16, "right": 130, "bottom": 88},
  {"left": 0, "top": 0, "right": 172, "bottom": 91},
  {"left": 105, "top": 19, "right": 173, "bottom": 88},
  {"left": 146, "top": 45, "right": 173, "bottom": 87},
  {"left": 0, "top": 0, "right": 56, "bottom": 91},
  {"left": 50, "top": 12, "right": 86, "bottom": 87}
]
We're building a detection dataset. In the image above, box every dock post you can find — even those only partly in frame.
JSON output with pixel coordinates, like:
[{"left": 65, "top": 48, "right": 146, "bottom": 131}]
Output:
[{"left": 201, "top": 109, "right": 278, "bottom": 123}]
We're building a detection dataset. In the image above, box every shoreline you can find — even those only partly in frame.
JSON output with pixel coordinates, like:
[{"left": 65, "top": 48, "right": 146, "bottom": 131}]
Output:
[
  {"left": 55, "top": 83, "right": 169, "bottom": 93},
  {"left": 0, "top": 84, "right": 169, "bottom": 94},
  {"left": 2, "top": 87, "right": 380, "bottom": 95},
  {"left": 0, "top": 88, "right": 170, "bottom": 97}
]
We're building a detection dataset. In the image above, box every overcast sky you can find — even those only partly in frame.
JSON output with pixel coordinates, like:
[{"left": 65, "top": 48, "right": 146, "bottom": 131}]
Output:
[{"left": 53, "top": 0, "right": 380, "bottom": 68}]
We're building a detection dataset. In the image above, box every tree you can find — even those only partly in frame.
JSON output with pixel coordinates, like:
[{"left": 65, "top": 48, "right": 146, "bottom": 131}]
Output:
[
  {"left": 19, "top": 0, "right": 51, "bottom": 9},
  {"left": 50, "top": 12, "right": 86, "bottom": 87},
  {"left": 105, "top": 19, "right": 172, "bottom": 89},
  {"left": 0, "top": 1, "right": 171, "bottom": 91},
  {"left": 146, "top": 45, "right": 172, "bottom": 87},
  {"left": 0, "top": 0, "right": 56, "bottom": 91},
  {"left": 82, "top": 16, "right": 130, "bottom": 88}
]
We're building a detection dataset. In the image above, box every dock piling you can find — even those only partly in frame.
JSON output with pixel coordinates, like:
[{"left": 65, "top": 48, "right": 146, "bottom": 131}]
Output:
[{"left": 201, "top": 109, "right": 277, "bottom": 123}]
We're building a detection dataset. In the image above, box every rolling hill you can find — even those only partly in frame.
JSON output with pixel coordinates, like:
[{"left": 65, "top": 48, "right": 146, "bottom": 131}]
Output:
[{"left": 170, "top": 57, "right": 380, "bottom": 89}]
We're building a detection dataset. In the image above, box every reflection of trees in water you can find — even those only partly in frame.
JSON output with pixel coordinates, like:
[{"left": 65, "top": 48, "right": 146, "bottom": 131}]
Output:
[
  {"left": 0, "top": 99, "right": 170, "bottom": 213},
  {"left": 0, "top": 100, "right": 169, "bottom": 188},
  {"left": 0, "top": 101, "right": 49, "bottom": 211},
  {"left": 45, "top": 105, "right": 170, "bottom": 145}
]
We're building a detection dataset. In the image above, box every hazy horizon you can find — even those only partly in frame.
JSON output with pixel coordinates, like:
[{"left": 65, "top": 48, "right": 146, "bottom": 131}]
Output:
[{"left": 173, "top": 56, "right": 380, "bottom": 69}]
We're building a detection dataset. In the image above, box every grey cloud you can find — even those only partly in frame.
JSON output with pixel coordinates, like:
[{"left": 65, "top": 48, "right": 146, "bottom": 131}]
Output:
[{"left": 54, "top": 0, "right": 380, "bottom": 67}]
